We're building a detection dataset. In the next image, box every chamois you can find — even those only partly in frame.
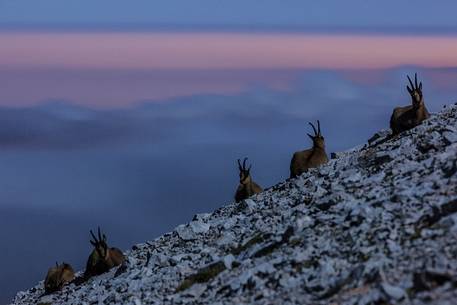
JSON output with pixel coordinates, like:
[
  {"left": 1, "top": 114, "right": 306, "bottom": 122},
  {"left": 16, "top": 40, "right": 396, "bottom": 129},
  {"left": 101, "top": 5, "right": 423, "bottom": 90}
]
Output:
[
  {"left": 44, "top": 262, "right": 75, "bottom": 294},
  {"left": 84, "top": 227, "right": 124, "bottom": 279},
  {"left": 390, "top": 73, "right": 430, "bottom": 135},
  {"left": 290, "top": 120, "right": 328, "bottom": 178},
  {"left": 235, "top": 158, "right": 263, "bottom": 202}
]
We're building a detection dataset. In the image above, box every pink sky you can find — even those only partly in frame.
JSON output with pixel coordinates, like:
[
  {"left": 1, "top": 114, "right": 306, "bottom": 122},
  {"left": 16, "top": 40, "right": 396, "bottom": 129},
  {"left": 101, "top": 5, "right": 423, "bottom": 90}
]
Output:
[
  {"left": 1, "top": 31, "right": 457, "bottom": 107},
  {"left": 0, "top": 68, "right": 299, "bottom": 107},
  {"left": 2, "top": 32, "right": 457, "bottom": 70}
]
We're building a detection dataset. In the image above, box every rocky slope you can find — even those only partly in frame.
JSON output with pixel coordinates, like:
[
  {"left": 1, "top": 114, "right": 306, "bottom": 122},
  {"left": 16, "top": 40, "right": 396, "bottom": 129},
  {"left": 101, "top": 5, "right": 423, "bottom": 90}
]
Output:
[{"left": 11, "top": 104, "right": 457, "bottom": 305}]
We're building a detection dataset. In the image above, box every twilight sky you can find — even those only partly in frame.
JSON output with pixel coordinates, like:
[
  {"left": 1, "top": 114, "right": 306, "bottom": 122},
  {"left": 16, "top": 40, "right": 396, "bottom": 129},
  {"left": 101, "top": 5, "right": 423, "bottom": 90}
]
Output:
[
  {"left": 1, "top": 1, "right": 457, "bottom": 108},
  {"left": 1, "top": 32, "right": 457, "bottom": 107},
  {"left": 2, "top": 2, "right": 457, "bottom": 304}
]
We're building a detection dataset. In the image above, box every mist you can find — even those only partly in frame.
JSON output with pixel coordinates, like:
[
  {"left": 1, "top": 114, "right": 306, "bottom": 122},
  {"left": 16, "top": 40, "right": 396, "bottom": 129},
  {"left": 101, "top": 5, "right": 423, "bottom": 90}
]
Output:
[{"left": 1, "top": 67, "right": 456, "bottom": 303}]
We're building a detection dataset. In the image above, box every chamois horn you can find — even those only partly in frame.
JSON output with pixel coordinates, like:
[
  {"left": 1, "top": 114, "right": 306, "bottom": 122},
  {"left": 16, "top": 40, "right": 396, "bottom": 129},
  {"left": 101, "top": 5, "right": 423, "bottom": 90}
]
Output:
[
  {"left": 407, "top": 74, "right": 415, "bottom": 90},
  {"left": 309, "top": 122, "right": 318, "bottom": 136},
  {"left": 90, "top": 229, "right": 98, "bottom": 244}
]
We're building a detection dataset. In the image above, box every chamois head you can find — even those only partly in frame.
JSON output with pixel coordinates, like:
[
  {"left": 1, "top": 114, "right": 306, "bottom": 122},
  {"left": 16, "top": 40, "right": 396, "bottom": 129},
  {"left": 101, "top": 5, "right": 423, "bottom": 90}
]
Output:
[
  {"left": 307, "top": 120, "right": 325, "bottom": 150},
  {"left": 85, "top": 227, "right": 124, "bottom": 279},
  {"left": 44, "top": 262, "right": 75, "bottom": 294},
  {"left": 407, "top": 73, "right": 424, "bottom": 108},
  {"left": 89, "top": 227, "right": 109, "bottom": 260},
  {"left": 237, "top": 158, "right": 252, "bottom": 185}
]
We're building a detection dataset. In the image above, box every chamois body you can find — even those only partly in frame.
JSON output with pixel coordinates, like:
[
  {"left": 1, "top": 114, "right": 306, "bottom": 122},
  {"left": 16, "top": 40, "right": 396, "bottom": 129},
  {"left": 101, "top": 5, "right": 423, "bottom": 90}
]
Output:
[
  {"left": 390, "top": 73, "right": 430, "bottom": 135},
  {"left": 290, "top": 120, "right": 328, "bottom": 178},
  {"left": 44, "top": 262, "right": 75, "bottom": 294},
  {"left": 235, "top": 158, "right": 263, "bottom": 202},
  {"left": 84, "top": 228, "right": 124, "bottom": 279}
]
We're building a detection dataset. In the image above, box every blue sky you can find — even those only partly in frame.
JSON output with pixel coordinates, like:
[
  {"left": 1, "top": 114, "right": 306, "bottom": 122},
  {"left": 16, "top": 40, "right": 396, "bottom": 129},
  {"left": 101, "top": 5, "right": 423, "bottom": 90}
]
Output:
[{"left": 1, "top": 0, "right": 457, "bottom": 29}]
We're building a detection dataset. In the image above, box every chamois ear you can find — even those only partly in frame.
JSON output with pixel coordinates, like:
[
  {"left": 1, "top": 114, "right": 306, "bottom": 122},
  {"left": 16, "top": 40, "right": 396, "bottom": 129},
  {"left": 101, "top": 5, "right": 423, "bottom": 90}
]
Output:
[
  {"left": 407, "top": 85, "right": 413, "bottom": 94},
  {"left": 414, "top": 73, "right": 418, "bottom": 89},
  {"left": 419, "top": 82, "right": 422, "bottom": 91},
  {"left": 307, "top": 133, "right": 314, "bottom": 140},
  {"left": 317, "top": 120, "right": 322, "bottom": 136}
]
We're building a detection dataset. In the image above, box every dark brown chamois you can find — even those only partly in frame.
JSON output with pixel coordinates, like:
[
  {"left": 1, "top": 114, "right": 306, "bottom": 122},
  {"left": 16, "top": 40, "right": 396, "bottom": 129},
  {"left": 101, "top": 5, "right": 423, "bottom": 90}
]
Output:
[
  {"left": 290, "top": 120, "right": 329, "bottom": 178},
  {"left": 84, "top": 227, "right": 124, "bottom": 279},
  {"left": 390, "top": 73, "right": 430, "bottom": 135},
  {"left": 235, "top": 158, "right": 263, "bottom": 203},
  {"left": 44, "top": 262, "right": 75, "bottom": 294}
]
